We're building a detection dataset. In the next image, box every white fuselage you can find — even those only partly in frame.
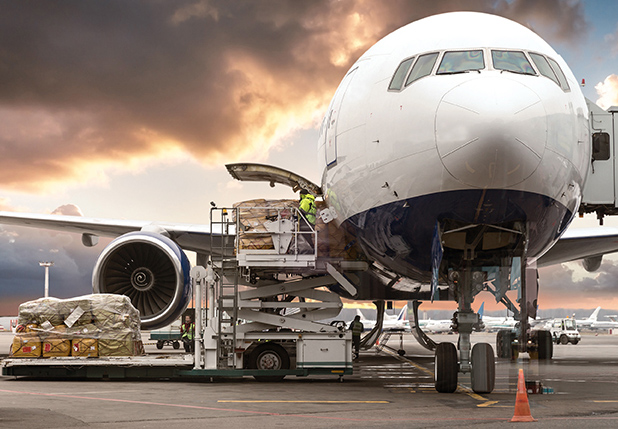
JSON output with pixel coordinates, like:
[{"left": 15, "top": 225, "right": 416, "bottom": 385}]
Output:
[{"left": 318, "top": 12, "right": 589, "bottom": 283}]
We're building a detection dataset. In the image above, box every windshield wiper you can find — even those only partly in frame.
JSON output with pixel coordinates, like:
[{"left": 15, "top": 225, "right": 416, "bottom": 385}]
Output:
[
  {"left": 500, "top": 69, "right": 534, "bottom": 76},
  {"left": 438, "top": 69, "right": 482, "bottom": 75}
]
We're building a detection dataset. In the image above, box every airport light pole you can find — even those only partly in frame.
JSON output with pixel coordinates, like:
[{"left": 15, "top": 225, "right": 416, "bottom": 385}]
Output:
[{"left": 39, "top": 261, "right": 54, "bottom": 298}]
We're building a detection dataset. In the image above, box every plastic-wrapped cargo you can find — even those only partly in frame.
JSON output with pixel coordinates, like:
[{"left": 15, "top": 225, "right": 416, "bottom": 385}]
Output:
[
  {"left": 11, "top": 294, "right": 143, "bottom": 358},
  {"left": 233, "top": 198, "right": 363, "bottom": 259}
]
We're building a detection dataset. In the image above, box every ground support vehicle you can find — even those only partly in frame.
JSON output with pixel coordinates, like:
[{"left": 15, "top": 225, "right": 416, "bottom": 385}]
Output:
[
  {"left": 547, "top": 318, "right": 581, "bottom": 345},
  {"left": 3, "top": 205, "right": 356, "bottom": 381},
  {"left": 149, "top": 328, "right": 182, "bottom": 350}
]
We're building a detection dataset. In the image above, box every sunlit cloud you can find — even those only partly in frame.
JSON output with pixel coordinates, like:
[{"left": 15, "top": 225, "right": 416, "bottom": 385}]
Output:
[
  {"left": 0, "top": 0, "right": 589, "bottom": 194},
  {"left": 595, "top": 74, "right": 618, "bottom": 110}
]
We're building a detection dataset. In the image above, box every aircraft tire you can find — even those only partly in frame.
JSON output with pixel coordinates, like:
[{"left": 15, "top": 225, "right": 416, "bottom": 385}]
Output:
[
  {"left": 434, "top": 342, "right": 458, "bottom": 393},
  {"left": 496, "top": 330, "right": 512, "bottom": 358},
  {"left": 471, "top": 343, "right": 495, "bottom": 394},
  {"left": 537, "top": 330, "right": 553, "bottom": 360},
  {"left": 250, "top": 342, "right": 290, "bottom": 382}
]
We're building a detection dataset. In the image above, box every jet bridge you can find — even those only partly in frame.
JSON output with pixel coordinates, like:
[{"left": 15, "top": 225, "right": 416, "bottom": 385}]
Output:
[{"left": 580, "top": 99, "right": 618, "bottom": 224}]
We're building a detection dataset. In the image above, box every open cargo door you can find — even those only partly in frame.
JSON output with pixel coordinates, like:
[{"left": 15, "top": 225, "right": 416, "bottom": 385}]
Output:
[{"left": 226, "top": 163, "right": 322, "bottom": 197}]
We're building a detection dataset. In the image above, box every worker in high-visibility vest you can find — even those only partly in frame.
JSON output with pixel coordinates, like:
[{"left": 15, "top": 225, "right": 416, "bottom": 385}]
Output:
[
  {"left": 298, "top": 189, "right": 317, "bottom": 251},
  {"left": 350, "top": 315, "right": 364, "bottom": 359},
  {"left": 180, "top": 315, "right": 194, "bottom": 353}
]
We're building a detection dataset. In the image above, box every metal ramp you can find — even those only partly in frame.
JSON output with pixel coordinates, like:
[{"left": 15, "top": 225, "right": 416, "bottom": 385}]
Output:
[{"left": 210, "top": 208, "right": 238, "bottom": 369}]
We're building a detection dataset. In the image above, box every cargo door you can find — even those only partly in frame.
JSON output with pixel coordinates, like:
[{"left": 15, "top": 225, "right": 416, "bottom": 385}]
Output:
[{"left": 324, "top": 67, "right": 358, "bottom": 167}]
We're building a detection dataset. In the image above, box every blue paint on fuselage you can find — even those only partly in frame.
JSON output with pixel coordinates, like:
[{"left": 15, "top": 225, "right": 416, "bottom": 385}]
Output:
[{"left": 344, "top": 189, "right": 572, "bottom": 281}]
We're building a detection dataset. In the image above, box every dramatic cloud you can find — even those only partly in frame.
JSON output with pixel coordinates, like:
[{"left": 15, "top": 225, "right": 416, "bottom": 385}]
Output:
[
  {"left": 0, "top": 0, "right": 588, "bottom": 192},
  {"left": 595, "top": 74, "right": 618, "bottom": 109}
]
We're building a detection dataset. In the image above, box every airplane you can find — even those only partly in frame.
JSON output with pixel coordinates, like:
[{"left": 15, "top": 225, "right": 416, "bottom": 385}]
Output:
[
  {"left": 576, "top": 306, "right": 602, "bottom": 329},
  {"left": 591, "top": 317, "right": 618, "bottom": 330},
  {"left": 574, "top": 307, "right": 618, "bottom": 330},
  {"left": 477, "top": 302, "right": 517, "bottom": 332},
  {"left": 423, "top": 318, "right": 453, "bottom": 334},
  {"left": 356, "top": 304, "right": 410, "bottom": 332},
  {"left": 3, "top": 11, "right": 618, "bottom": 394}
]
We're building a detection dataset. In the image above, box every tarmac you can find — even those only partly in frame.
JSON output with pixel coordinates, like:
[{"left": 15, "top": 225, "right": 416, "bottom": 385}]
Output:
[{"left": 1, "top": 331, "right": 618, "bottom": 428}]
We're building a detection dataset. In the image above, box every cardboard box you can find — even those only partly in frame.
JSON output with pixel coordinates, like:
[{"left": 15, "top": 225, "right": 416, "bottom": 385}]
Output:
[
  {"left": 11, "top": 335, "right": 41, "bottom": 358},
  {"left": 71, "top": 339, "right": 98, "bottom": 357},
  {"left": 42, "top": 339, "right": 71, "bottom": 357}
]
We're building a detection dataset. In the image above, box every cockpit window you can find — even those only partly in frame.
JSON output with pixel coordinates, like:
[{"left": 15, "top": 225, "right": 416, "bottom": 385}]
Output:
[
  {"left": 529, "top": 53, "right": 560, "bottom": 86},
  {"left": 547, "top": 57, "right": 570, "bottom": 91},
  {"left": 388, "top": 57, "right": 414, "bottom": 90},
  {"left": 405, "top": 52, "right": 439, "bottom": 86},
  {"left": 437, "top": 50, "right": 484, "bottom": 74},
  {"left": 491, "top": 50, "right": 535, "bottom": 75}
]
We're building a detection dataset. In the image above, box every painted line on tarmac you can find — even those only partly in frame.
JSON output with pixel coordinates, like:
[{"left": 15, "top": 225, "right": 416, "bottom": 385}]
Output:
[
  {"left": 379, "top": 347, "right": 502, "bottom": 408},
  {"left": 0, "top": 388, "right": 511, "bottom": 423},
  {"left": 219, "top": 400, "right": 389, "bottom": 403}
]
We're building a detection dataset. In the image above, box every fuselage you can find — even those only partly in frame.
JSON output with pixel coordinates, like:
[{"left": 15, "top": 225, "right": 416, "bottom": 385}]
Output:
[{"left": 318, "top": 12, "right": 589, "bottom": 282}]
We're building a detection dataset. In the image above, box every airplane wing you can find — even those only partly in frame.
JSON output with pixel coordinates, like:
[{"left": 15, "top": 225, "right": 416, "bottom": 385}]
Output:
[
  {"left": 536, "top": 227, "right": 618, "bottom": 267},
  {"left": 0, "top": 211, "right": 227, "bottom": 254}
]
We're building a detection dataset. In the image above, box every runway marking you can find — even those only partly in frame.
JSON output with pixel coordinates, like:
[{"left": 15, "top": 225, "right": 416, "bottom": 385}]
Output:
[
  {"left": 0, "top": 388, "right": 510, "bottom": 423},
  {"left": 380, "top": 347, "right": 501, "bottom": 407},
  {"left": 3, "top": 388, "right": 618, "bottom": 423},
  {"left": 593, "top": 400, "right": 618, "bottom": 403},
  {"left": 218, "top": 400, "right": 390, "bottom": 404}
]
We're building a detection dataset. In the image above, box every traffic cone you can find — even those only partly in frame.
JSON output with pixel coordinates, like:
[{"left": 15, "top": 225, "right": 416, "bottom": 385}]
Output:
[{"left": 511, "top": 368, "right": 537, "bottom": 422}]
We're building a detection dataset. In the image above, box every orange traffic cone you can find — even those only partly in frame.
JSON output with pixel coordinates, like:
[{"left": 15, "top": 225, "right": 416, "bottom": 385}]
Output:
[{"left": 511, "top": 368, "right": 537, "bottom": 422}]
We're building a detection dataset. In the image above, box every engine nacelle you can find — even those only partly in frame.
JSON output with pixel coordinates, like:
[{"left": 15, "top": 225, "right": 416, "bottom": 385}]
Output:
[
  {"left": 92, "top": 232, "right": 191, "bottom": 330},
  {"left": 582, "top": 255, "right": 603, "bottom": 272}
]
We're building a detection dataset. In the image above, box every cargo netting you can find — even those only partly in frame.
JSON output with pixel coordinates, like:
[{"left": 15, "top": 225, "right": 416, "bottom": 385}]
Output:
[{"left": 10, "top": 294, "right": 144, "bottom": 358}]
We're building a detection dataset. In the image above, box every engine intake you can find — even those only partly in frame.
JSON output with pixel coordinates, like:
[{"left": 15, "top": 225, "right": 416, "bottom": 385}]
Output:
[{"left": 92, "top": 232, "right": 191, "bottom": 330}]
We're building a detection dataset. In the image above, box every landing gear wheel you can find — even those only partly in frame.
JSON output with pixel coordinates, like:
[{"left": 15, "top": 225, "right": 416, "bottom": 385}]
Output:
[
  {"left": 470, "top": 343, "right": 495, "bottom": 393},
  {"left": 435, "top": 342, "right": 458, "bottom": 393},
  {"left": 250, "top": 342, "right": 290, "bottom": 382},
  {"left": 156, "top": 340, "right": 164, "bottom": 350},
  {"left": 172, "top": 341, "right": 180, "bottom": 350},
  {"left": 496, "top": 330, "right": 510, "bottom": 358},
  {"left": 537, "top": 330, "right": 553, "bottom": 360},
  {"left": 397, "top": 349, "right": 405, "bottom": 356},
  {"left": 560, "top": 334, "right": 568, "bottom": 345}
]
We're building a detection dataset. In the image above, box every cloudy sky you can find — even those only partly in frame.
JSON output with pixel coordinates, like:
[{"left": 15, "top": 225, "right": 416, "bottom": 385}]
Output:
[{"left": 2, "top": 0, "right": 618, "bottom": 315}]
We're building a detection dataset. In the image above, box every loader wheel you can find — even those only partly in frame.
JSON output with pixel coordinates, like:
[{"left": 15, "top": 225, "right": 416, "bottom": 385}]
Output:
[
  {"left": 250, "top": 342, "right": 290, "bottom": 382},
  {"left": 156, "top": 340, "right": 164, "bottom": 350}
]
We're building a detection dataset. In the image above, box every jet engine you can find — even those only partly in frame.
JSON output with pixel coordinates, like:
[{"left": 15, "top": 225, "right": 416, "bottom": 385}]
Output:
[
  {"left": 582, "top": 255, "right": 603, "bottom": 272},
  {"left": 92, "top": 232, "right": 191, "bottom": 330}
]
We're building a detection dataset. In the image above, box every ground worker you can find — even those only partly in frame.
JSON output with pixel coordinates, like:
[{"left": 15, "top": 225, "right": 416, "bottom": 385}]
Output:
[
  {"left": 180, "top": 315, "right": 194, "bottom": 353},
  {"left": 350, "top": 315, "right": 364, "bottom": 359},
  {"left": 298, "top": 189, "right": 317, "bottom": 251}
]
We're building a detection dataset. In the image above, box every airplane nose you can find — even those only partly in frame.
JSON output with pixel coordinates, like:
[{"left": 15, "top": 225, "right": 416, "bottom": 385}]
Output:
[{"left": 435, "top": 77, "right": 547, "bottom": 188}]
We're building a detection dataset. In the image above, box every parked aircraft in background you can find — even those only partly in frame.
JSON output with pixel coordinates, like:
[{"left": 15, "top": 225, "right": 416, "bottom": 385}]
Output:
[
  {"left": 573, "top": 307, "right": 618, "bottom": 330},
  {"left": 423, "top": 318, "right": 453, "bottom": 334},
  {"left": 5, "top": 12, "right": 618, "bottom": 394},
  {"left": 477, "top": 303, "right": 517, "bottom": 332},
  {"left": 576, "top": 307, "right": 601, "bottom": 329},
  {"left": 356, "top": 304, "right": 410, "bottom": 332}
]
